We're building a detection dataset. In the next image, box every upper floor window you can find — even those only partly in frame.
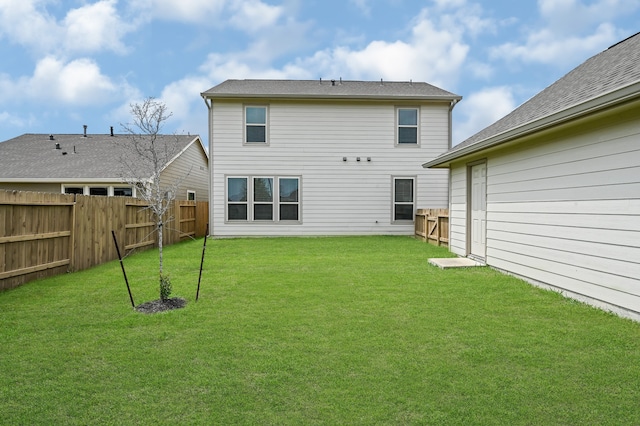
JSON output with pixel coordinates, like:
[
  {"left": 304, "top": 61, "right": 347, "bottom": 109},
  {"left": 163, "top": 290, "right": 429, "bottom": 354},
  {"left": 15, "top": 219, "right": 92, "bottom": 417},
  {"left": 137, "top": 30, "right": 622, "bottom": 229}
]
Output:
[
  {"left": 245, "top": 106, "right": 268, "bottom": 144},
  {"left": 397, "top": 108, "right": 419, "bottom": 145}
]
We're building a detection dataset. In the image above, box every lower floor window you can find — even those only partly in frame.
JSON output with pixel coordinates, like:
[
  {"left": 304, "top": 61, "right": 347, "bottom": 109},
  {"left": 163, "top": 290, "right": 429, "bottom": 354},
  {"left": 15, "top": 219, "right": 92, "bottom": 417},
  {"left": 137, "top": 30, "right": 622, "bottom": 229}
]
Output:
[
  {"left": 393, "top": 177, "right": 414, "bottom": 221},
  {"left": 64, "top": 187, "right": 83, "bottom": 195},
  {"left": 89, "top": 187, "right": 108, "bottom": 196},
  {"left": 62, "top": 185, "right": 134, "bottom": 197},
  {"left": 227, "top": 176, "right": 300, "bottom": 222},
  {"left": 114, "top": 187, "right": 133, "bottom": 197}
]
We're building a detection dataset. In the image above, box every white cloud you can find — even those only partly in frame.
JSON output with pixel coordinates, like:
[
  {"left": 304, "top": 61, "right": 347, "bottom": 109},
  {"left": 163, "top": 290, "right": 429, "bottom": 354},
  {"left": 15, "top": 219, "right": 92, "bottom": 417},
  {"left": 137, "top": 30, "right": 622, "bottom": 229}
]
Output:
[
  {"left": 491, "top": 23, "right": 619, "bottom": 67},
  {"left": 25, "top": 56, "right": 126, "bottom": 105},
  {"left": 490, "top": 0, "right": 639, "bottom": 67},
  {"left": 159, "top": 76, "right": 212, "bottom": 136},
  {"left": 150, "top": 0, "right": 226, "bottom": 23},
  {"left": 191, "top": 1, "right": 501, "bottom": 94},
  {"left": 63, "top": 0, "right": 134, "bottom": 54},
  {"left": 0, "top": 0, "right": 135, "bottom": 55},
  {"left": 285, "top": 9, "right": 471, "bottom": 89},
  {"left": 453, "top": 86, "right": 516, "bottom": 145},
  {"left": 0, "top": 0, "right": 61, "bottom": 52},
  {"left": 228, "top": 0, "right": 284, "bottom": 32}
]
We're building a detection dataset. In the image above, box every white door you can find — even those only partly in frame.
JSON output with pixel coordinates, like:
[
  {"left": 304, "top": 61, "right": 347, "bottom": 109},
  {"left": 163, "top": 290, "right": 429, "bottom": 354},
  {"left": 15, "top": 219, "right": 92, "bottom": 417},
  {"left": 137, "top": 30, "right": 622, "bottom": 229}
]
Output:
[{"left": 470, "top": 163, "right": 487, "bottom": 259}]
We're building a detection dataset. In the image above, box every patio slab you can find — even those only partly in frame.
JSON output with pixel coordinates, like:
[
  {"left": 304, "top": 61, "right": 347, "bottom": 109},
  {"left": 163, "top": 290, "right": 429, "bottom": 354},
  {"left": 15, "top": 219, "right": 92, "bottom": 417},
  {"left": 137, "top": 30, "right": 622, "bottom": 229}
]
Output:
[{"left": 428, "top": 257, "right": 483, "bottom": 269}]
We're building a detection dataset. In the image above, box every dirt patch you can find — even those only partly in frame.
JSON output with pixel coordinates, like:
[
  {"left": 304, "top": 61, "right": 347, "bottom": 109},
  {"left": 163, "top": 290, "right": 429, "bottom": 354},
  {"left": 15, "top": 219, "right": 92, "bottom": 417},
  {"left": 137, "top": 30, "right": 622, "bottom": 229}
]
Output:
[{"left": 135, "top": 297, "right": 187, "bottom": 314}]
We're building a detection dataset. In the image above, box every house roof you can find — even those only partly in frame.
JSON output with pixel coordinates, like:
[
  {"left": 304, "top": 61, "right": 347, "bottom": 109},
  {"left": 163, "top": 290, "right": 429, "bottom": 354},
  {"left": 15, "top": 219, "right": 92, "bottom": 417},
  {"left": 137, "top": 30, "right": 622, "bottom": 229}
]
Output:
[
  {"left": 201, "top": 79, "right": 461, "bottom": 101},
  {"left": 0, "top": 133, "right": 204, "bottom": 182},
  {"left": 423, "top": 31, "right": 640, "bottom": 168}
]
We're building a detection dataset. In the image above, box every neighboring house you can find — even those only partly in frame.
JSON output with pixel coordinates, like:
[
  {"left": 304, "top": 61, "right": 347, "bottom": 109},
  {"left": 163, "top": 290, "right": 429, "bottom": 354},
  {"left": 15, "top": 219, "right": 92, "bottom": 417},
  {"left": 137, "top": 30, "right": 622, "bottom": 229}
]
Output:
[
  {"left": 0, "top": 130, "right": 209, "bottom": 201},
  {"left": 201, "top": 79, "right": 461, "bottom": 236},
  {"left": 423, "top": 32, "right": 640, "bottom": 320}
]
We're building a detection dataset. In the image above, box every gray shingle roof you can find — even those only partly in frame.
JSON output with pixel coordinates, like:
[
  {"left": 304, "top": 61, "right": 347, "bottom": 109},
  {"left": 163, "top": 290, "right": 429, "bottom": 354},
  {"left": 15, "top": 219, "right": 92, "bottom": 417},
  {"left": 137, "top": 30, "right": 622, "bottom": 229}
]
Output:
[
  {"left": 0, "top": 133, "right": 199, "bottom": 180},
  {"left": 432, "top": 31, "right": 640, "bottom": 164},
  {"left": 202, "top": 79, "right": 461, "bottom": 100}
]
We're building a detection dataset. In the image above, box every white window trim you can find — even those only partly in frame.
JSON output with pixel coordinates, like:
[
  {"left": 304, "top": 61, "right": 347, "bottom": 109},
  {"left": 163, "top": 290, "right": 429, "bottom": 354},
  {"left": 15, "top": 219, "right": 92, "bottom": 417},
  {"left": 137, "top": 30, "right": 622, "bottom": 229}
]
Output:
[
  {"left": 225, "top": 175, "right": 301, "bottom": 223},
  {"left": 187, "top": 190, "right": 196, "bottom": 201},
  {"left": 391, "top": 176, "right": 416, "bottom": 223},
  {"left": 244, "top": 105, "right": 269, "bottom": 145},
  {"left": 395, "top": 106, "right": 420, "bottom": 146}
]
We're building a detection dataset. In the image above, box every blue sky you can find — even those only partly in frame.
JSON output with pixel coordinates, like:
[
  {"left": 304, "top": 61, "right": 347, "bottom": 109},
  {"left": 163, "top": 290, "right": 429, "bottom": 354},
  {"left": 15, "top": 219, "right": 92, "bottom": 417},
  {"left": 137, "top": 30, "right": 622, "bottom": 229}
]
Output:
[{"left": 0, "top": 0, "right": 638, "bottom": 146}]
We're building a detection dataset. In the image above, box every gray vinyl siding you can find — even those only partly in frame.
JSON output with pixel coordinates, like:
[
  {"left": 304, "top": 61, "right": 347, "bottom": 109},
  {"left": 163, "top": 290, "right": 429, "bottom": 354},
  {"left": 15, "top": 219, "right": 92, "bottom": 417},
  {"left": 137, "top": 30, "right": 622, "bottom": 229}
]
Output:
[
  {"left": 160, "top": 141, "right": 209, "bottom": 201},
  {"left": 210, "top": 100, "right": 450, "bottom": 236},
  {"left": 462, "top": 104, "right": 640, "bottom": 315}
]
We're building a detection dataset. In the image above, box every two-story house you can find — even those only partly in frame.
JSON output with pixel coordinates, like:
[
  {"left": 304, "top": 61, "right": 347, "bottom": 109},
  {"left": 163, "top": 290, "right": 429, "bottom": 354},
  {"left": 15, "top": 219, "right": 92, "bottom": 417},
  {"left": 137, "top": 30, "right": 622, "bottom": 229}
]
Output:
[{"left": 201, "top": 79, "right": 461, "bottom": 236}]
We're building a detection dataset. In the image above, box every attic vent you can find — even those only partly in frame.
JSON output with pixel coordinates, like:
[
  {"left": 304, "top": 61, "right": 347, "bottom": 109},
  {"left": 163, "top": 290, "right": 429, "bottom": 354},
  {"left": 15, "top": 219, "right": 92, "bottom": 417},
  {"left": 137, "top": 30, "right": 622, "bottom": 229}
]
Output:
[
  {"left": 49, "top": 134, "right": 54, "bottom": 141},
  {"left": 55, "top": 143, "right": 61, "bottom": 150},
  {"left": 331, "top": 79, "right": 336, "bottom": 86},
  {"left": 110, "top": 126, "right": 114, "bottom": 137},
  {"left": 83, "top": 124, "right": 87, "bottom": 137}
]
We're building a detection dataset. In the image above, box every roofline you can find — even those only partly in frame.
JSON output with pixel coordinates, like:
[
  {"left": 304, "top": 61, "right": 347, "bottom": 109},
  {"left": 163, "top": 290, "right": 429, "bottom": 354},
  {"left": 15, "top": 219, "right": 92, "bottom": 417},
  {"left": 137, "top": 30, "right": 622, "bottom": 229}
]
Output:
[
  {"left": 200, "top": 92, "right": 461, "bottom": 102},
  {"left": 0, "top": 178, "right": 129, "bottom": 183},
  {"left": 423, "top": 80, "right": 640, "bottom": 168}
]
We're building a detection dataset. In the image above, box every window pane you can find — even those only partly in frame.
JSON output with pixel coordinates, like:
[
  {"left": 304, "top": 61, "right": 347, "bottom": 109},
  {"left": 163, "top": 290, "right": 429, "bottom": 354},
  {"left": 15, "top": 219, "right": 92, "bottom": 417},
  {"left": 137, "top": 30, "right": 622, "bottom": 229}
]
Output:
[
  {"left": 246, "top": 125, "right": 266, "bottom": 143},
  {"left": 398, "top": 127, "right": 417, "bottom": 144},
  {"left": 228, "top": 178, "right": 247, "bottom": 202},
  {"left": 395, "top": 179, "right": 413, "bottom": 202},
  {"left": 280, "top": 204, "right": 298, "bottom": 221},
  {"left": 395, "top": 204, "right": 414, "bottom": 220},
  {"left": 254, "top": 178, "right": 273, "bottom": 202},
  {"left": 65, "top": 187, "right": 83, "bottom": 194},
  {"left": 246, "top": 107, "right": 266, "bottom": 124},
  {"left": 114, "top": 187, "right": 132, "bottom": 196},
  {"left": 398, "top": 109, "right": 417, "bottom": 125},
  {"left": 280, "top": 178, "right": 299, "bottom": 202},
  {"left": 228, "top": 204, "right": 247, "bottom": 220},
  {"left": 187, "top": 191, "right": 195, "bottom": 201},
  {"left": 254, "top": 204, "right": 273, "bottom": 220},
  {"left": 89, "top": 187, "right": 107, "bottom": 196}
]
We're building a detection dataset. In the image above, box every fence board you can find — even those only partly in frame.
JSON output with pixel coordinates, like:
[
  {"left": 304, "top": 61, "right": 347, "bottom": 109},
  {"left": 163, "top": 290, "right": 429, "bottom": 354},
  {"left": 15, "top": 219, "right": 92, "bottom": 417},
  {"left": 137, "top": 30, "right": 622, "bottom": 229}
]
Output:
[{"left": 0, "top": 190, "right": 209, "bottom": 291}]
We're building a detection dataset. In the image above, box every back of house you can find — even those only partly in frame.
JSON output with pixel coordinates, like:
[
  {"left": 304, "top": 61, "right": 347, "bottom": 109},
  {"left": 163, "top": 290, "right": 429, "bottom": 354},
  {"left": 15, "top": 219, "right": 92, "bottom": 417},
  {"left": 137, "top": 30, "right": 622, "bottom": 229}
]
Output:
[{"left": 201, "top": 79, "right": 461, "bottom": 236}]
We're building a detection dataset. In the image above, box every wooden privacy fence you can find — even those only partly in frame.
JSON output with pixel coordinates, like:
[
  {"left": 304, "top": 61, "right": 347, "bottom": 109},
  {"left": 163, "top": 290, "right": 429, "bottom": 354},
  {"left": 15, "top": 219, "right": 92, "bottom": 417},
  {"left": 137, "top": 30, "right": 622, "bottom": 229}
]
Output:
[
  {"left": 415, "top": 208, "right": 449, "bottom": 247},
  {"left": 0, "top": 190, "right": 208, "bottom": 291}
]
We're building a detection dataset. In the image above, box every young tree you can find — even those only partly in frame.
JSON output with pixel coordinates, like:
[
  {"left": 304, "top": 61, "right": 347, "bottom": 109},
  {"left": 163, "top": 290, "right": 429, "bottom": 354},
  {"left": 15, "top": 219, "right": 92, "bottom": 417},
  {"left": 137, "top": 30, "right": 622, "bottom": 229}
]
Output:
[{"left": 116, "top": 97, "right": 189, "bottom": 302}]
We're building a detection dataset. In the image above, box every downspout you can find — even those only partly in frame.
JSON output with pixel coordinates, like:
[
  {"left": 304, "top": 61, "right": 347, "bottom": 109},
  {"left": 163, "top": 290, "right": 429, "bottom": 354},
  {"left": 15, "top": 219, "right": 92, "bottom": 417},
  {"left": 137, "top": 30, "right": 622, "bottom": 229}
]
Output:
[
  {"left": 202, "top": 96, "right": 213, "bottom": 237},
  {"left": 447, "top": 98, "right": 459, "bottom": 251},
  {"left": 448, "top": 98, "right": 459, "bottom": 150}
]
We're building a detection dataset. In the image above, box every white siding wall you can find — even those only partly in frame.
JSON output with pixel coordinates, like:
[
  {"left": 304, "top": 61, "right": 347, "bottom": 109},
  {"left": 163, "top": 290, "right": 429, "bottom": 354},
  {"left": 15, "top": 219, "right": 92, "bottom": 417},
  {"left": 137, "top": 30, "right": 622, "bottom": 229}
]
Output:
[
  {"left": 161, "top": 141, "right": 209, "bottom": 201},
  {"left": 451, "top": 105, "right": 640, "bottom": 316},
  {"left": 210, "top": 100, "right": 450, "bottom": 236}
]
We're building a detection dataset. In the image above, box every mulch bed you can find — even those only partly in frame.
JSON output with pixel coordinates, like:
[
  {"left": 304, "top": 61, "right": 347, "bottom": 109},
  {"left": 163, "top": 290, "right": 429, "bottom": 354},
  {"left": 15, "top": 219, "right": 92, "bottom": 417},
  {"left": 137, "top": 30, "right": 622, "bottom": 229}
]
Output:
[{"left": 135, "top": 297, "right": 187, "bottom": 314}]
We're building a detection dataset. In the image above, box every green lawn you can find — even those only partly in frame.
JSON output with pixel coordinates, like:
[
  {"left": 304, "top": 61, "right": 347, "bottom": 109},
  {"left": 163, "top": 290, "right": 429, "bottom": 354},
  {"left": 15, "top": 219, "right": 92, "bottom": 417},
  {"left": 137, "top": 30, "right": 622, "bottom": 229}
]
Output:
[{"left": 1, "top": 236, "right": 639, "bottom": 425}]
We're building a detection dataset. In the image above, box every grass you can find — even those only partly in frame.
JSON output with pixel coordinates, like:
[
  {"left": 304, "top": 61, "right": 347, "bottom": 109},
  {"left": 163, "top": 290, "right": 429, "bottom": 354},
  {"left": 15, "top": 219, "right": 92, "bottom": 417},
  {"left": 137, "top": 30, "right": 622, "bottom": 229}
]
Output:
[{"left": 1, "top": 236, "right": 639, "bottom": 425}]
